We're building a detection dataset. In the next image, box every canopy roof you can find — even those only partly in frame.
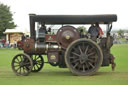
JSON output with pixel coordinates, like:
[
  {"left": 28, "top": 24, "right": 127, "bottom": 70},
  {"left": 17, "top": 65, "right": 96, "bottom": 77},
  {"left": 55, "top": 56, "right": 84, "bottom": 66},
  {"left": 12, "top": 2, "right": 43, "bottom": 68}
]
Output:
[
  {"left": 29, "top": 14, "right": 117, "bottom": 24},
  {"left": 29, "top": 14, "right": 117, "bottom": 39}
]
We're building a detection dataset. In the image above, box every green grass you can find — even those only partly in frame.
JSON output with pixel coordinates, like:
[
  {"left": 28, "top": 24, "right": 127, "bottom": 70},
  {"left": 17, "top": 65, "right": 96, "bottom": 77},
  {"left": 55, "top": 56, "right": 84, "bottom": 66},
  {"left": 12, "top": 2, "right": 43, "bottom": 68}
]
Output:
[
  {"left": 118, "top": 38, "right": 126, "bottom": 41},
  {"left": 0, "top": 44, "right": 128, "bottom": 85}
]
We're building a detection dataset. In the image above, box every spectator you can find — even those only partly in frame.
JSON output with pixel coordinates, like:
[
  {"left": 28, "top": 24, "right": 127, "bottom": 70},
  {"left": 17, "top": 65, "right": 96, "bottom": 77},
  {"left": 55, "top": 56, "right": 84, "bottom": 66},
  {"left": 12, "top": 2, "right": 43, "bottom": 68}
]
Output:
[
  {"left": 14, "top": 40, "right": 17, "bottom": 48},
  {"left": 6, "top": 40, "right": 10, "bottom": 48},
  {"left": 0, "top": 42, "right": 3, "bottom": 48},
  {"left": 21, "top": 34, "right": 26, "bottom": 42}
]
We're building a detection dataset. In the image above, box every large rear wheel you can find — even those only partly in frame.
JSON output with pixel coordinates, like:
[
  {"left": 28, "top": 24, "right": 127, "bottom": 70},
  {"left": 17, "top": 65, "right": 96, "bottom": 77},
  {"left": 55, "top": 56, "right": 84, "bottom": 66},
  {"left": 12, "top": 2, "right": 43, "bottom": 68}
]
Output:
[{"left": 65, "top": 39, "right": 103, "bottom": 76}]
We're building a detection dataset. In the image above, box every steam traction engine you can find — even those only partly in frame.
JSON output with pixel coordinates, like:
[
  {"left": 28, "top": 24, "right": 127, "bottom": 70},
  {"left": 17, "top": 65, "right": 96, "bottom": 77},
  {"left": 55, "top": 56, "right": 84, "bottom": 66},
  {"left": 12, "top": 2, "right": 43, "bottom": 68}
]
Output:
[{"left": 11, "top": 14, "right": 117, "bottom": 76}]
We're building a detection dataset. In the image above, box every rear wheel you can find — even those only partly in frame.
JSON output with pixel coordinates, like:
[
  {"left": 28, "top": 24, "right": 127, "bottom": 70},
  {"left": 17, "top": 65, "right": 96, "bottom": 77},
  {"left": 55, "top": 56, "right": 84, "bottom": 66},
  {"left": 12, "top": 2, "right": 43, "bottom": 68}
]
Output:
[{"left": 65, "top": 39, "right": 103, "bottom": 76}]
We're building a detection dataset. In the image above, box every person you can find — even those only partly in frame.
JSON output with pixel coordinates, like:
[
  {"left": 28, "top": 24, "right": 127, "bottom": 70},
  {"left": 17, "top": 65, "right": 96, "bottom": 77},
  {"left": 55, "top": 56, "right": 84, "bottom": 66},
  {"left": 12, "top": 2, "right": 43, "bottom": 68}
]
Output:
[
  {"left": 95, "top": 23, "right": 104, "bottom": 37},
  {"left": 0, "top": 42, "right": 2, "bottom": 48},
  {"left": 79, "top": 28, "right": 84, "bottom": 38},
  {"left": 88, "top": 24, "right": 99, "bottom": 41},
  {"left": 14, "top": 40, "right": 17, "bottom": 48},
  {"left": 6, "top": 40, "right": 10, "bottom": 48},
  {"left": 38, "top": 23, "right": 47, "bottom": 42},
  {"left": 21, "top": 34, "right": 26, "bottom": 42},
  {"left": 88, "top": 23, "right": 104, "bottom": 40},
  {"left": 2, "top": 39, "right": 6, "bottom": 48},
  {"left": 48, "top": 27, "right": 51, "bottom": 34},
  {"left": 39, "top": 24, "right": 47, "bottom": 34}
]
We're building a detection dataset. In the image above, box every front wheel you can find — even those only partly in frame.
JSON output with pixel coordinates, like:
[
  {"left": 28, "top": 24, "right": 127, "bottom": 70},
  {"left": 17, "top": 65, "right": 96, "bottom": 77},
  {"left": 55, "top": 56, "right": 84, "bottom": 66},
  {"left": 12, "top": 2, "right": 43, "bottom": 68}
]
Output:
[
  {"left": 30, "top": 55, "right": 44, "bottom": 72},
  {"left": 11, "top": 53, "right": 33, "bottom": 76},
  {"left": 65, "top": 39, "right": 103, "bottom": 76}
]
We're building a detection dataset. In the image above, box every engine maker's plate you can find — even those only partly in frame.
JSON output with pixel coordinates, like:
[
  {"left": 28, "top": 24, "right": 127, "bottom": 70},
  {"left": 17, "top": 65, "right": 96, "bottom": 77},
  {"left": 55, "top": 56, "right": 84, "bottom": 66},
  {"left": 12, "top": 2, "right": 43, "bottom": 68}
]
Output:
[{"left": 56, "top": 26, "right": 80, "bottom": 48}]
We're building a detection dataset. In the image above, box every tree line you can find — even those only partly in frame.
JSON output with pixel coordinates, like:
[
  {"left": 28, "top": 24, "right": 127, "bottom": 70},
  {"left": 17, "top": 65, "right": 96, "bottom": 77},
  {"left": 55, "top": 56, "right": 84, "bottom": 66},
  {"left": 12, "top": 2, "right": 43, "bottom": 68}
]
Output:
[{"left": 0, "top": 2, "right": 16, "bottom": 39}]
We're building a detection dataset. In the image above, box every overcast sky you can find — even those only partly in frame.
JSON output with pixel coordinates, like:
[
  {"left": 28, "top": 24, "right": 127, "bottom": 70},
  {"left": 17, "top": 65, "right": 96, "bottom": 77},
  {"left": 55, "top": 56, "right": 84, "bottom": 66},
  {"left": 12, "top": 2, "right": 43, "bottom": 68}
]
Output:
[{"left": 0, "top": 0, "right": 128, "bottom": 31}]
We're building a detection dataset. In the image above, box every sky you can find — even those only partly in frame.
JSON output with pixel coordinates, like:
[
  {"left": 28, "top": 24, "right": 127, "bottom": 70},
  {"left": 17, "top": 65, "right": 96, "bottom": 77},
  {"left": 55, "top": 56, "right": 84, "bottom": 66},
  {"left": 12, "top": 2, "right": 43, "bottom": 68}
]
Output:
[{"left": 0, "top": 0, "right": 128, "bottom": 32}]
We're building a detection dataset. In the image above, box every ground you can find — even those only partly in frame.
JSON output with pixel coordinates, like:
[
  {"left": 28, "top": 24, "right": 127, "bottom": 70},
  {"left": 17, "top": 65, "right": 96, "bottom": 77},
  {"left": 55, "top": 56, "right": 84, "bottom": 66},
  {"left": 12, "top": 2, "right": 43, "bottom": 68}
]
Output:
[{"left": 0, "top": 44, "right": 128, "bottom": 85}]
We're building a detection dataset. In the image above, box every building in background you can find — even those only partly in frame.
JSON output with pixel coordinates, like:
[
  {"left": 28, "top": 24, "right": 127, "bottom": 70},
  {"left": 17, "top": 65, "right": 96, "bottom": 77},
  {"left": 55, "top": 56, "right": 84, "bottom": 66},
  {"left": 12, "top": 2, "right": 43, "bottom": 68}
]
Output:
[{"left": 3, "top": 28, "right": 30, "bottom": 45}]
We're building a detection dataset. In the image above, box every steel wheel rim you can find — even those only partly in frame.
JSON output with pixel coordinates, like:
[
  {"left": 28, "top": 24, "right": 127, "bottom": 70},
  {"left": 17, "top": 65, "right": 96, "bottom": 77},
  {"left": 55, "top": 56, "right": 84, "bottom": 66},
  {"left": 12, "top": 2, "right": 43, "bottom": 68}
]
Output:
[
  {"left": 11, "top": 54, "right": 33, "bottom": 76},
  {"left": 65, "top": 39, "right": 103, "bottom": 75},
  {"left": 31, "top": 55, "right": 44, "bottom": 72}
]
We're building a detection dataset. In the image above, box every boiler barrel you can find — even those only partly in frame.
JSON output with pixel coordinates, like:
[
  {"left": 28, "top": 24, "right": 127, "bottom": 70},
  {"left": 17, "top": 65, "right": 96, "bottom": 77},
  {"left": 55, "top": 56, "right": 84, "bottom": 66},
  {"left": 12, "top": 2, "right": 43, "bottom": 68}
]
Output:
[{"left": 35, "top": 43, "right": 61, "bottom": 54}]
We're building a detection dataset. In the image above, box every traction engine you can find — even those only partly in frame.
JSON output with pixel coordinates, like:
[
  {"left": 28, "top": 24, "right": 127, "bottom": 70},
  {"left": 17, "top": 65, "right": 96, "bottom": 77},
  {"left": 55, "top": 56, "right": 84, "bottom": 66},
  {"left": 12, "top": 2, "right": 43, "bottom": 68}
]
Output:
[{"left": 11, "top": 14, "right": 117, "bottom": 76}]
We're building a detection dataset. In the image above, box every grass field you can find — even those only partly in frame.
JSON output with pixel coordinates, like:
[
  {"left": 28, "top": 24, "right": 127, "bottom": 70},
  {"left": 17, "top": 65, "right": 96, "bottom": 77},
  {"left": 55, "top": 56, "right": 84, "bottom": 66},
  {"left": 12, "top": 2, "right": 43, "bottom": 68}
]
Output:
[{"left": 0, "top": 44, "right": 128, "bottom": 85}]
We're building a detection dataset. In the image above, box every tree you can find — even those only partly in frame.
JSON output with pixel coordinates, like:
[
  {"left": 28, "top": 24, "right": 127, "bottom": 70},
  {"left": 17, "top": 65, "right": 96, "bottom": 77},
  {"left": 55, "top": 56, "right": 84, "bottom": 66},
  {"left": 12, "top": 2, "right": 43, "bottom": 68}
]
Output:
[
  {"left": 0, "top": 3, "right": 16, "bottom": 38},
  {"left": 117, "top": 29, "right": 124, "bottom": 38},
  {"left": 77, "top": 26, "right": 87, "bottom": 34}
]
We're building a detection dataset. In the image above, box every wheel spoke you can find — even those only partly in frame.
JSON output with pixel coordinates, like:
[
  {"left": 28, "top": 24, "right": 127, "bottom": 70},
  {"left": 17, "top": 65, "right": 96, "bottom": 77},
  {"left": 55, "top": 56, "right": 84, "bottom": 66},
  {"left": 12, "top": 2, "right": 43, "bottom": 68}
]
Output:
[
  {"left": 78, "top": 46, "right": 83, "bottom": 54},
  {"left": 14, "top": 61, "right": 19, "bottom": 64},
  {"left": 35, "top": 55, "right": 37, "bottom": 60},
  {"left": 37, "top": 60, "right": 42, "bottom": 62},
  {"left": 82, "top": 64, "right": 85, "bottom": 72},
  {"left": 84, "top": 45, "right": 89, "bottom": 54},
  {"left": 37, "top": 61, "right": 42, "bottom": 65},
  {"left": 25, "top": 66, "right": 29, "bottom": 71},
  {"left": 88, "top": 62, "right": 95, "bottom": 68},
  {"left": 14, "top": 65, "right": 20, "bottom": 67},
  {"left": 16, "top": 58, "right": 20, "bottom": 62},
  {"left": 36, "top": 56, "right": 40, "bottom": 60},
  {"left": 88, "top": 59, "right": 94, "bottom": 63},
  {"left": 87, "top": 52, "right": 95, "bottom": 57},
  {"left": 25, "top": 66, "right": 29, "bottom": 72},
  {"left": 23, "top": 66, "right": 26, "bottom": 73},
  {"left": 36, "top": 64, "right": 39, "bottom": 68},
  {"left": 72, "top": 52, "right": 81, "bottom": 57},
  {"left": 85, "top": 62, "right": 89, "bottom": 70},
  {"left": 81, "top": 60, "right": 85, "bottom": 64},
  {"left": 16, "top": 67, "right": 20, "bottom": 71},
  {"left": 71, "top": 59, "right": 80, "bottom": 63},
  {"left": 20, "top": 55, "right": 23, "bottom": 61},
  {"left": 73, "top": 62, "right": 79, "bottom": 68},
  {"left": 33, "top": 66, "right": 36, "bottom": 70}
]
